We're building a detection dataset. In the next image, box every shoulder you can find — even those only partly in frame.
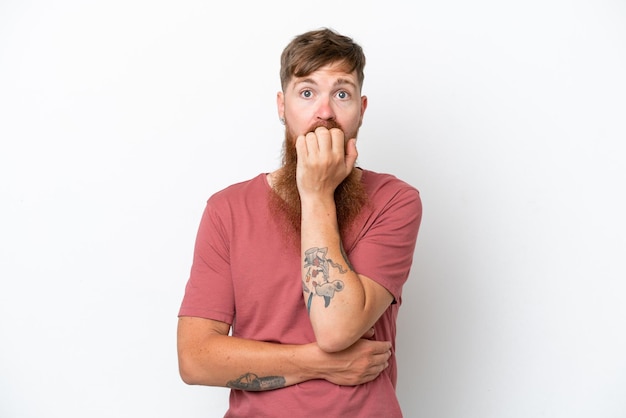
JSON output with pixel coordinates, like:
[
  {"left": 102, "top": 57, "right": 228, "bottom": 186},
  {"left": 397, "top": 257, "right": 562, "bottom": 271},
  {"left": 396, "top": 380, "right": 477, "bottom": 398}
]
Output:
[
  {"left": 360, "top": 169, "right": 421, "bottom": 207},
  {"left": 200, "top": 174, "right": 269, "bottom": 226},
  {"left": 197, "top": 174, "right": 269, "bottom": 234},
  {"left": 207, "top": 173, "right": 269, "bottom": 206}
]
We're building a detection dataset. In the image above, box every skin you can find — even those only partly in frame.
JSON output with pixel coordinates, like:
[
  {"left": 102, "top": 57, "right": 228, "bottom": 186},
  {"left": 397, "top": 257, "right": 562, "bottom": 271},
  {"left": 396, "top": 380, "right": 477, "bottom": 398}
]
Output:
[
  {"left": 177, "top": 318, "right": 390, "bottom": 388},
  {"left": 177, "top": 62, "right": 393, "bottom": 391}
]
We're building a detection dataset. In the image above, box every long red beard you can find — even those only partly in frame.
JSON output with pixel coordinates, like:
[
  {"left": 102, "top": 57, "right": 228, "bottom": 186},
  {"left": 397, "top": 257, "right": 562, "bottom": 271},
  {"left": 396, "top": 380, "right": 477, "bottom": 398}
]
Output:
[{"left": 268, "top": 121, "right": 368, "bottom": 244}]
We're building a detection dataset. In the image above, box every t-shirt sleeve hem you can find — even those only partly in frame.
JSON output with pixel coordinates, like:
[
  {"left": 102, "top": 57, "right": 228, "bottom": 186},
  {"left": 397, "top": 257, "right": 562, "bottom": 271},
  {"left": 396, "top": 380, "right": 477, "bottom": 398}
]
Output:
[{"left": 177, "top": 308, "right": 233, "bottom": 325}]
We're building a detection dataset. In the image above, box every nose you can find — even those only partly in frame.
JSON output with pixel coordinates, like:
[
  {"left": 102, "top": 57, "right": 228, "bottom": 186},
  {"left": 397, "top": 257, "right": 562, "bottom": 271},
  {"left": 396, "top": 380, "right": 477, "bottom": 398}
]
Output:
[{"left": 315, "top": 96, "right": 336, "bottom": 121}]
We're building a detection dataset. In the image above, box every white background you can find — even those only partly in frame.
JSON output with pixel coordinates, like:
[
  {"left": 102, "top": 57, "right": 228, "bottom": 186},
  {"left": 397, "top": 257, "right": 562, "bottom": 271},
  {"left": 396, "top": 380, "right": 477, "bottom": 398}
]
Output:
[{"left": 1, "top": 1, "right": 625, "bottom": 417}]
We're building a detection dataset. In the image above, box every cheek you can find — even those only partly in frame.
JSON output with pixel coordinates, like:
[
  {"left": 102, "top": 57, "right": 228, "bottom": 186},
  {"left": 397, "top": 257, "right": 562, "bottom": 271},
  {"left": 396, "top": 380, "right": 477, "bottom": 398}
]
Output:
[
  {"left": 285, "top": 110, "right": 313, "bottom": 134},
  {"left": 338, "top": 115, "right": 362, "bottom": 137},
  {"left": 338, "top": 103, "right": 363, "bottom": 123}
]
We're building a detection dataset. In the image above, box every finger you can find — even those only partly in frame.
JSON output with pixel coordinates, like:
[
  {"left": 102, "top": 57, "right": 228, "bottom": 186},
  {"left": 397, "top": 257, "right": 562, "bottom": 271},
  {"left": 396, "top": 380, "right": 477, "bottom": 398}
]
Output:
[
  {"left": 367, "top": 360, "right": 389, "bottom": 380},
  {"left": 345, "top": 138, "right": 358, "bottom": 169},
  {"left": 295, "top": 134, "right": 308, "bottom": 158},
  {"left": 313, "top": 127, "right": 332, "bottom": 151},
  {"left": 329, "top": 128, "right": 346, "bottom": 155},
  {"left": 302, "top": 131, "right": 321, "bottom": 156},
  {"left": 372, "top": 347, "right": 392, "bottom": 362},
  {"left": 370, "top": 341, "right": 392, "bottom": 354},
  {"left": 369, "top": 358, "right": 389, "bottom": 376}
]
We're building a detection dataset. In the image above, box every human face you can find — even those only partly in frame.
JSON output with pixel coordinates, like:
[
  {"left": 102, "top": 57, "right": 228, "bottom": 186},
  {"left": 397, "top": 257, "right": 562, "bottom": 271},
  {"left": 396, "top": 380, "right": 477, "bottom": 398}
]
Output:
[{"left": 277, "top": 62, "right": 368, "bottom": 142}]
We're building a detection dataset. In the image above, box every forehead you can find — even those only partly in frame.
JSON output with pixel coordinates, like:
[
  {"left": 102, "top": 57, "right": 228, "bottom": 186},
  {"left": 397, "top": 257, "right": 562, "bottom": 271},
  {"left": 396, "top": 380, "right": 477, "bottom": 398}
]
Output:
[{"left": 289, "top": 62, "right": 359, "bottom": 89}]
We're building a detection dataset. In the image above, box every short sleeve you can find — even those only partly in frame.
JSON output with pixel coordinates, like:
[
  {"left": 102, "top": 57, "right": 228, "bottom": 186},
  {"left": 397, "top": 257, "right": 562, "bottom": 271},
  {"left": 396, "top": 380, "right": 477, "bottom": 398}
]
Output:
[
  {"left": 348, "top": 185, "right": 422, "bottom": 301},
  {"left": 178, "top": 198, "right": 235, "bottom": 324}
]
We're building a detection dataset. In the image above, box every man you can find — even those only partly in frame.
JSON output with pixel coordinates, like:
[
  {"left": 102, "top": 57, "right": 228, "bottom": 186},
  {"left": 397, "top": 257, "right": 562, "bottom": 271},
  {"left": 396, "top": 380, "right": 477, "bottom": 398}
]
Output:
[{"left": 177, "top": 28, "right": 422, "bottom": 417}]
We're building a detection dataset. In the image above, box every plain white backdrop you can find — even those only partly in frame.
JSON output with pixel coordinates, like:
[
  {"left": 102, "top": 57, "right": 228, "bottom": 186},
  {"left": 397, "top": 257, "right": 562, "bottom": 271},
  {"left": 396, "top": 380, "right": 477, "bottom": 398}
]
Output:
[{"left": 1, "top": 1, "right": 625, "bottom": 417}]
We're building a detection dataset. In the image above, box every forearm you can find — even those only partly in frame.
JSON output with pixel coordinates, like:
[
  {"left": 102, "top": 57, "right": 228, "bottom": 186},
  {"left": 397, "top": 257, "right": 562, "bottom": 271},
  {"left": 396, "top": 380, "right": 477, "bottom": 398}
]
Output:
[
  {"left": 177, "top": 317, "right": 391, "bottom": 390},
  {"left": 177, "top": 319, "right": 319, "bottom": 390},
  {"left": 300, "top": 196, "right": 377, "bottom": 352},
  {"left": 294, "top": 128, "right": 392, "bottom": 352}
]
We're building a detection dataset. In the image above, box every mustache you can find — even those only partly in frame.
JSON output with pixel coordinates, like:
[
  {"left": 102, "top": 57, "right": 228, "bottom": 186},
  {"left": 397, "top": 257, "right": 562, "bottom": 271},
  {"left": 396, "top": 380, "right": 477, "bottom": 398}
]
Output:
[{"left": 307, "top": 119, "right": 343, "bottom": 133}]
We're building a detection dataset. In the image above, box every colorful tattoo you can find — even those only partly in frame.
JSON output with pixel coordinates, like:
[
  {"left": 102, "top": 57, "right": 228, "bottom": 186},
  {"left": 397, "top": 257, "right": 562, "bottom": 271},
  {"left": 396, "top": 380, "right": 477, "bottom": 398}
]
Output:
[
  {"left": 227, "top": 373, "right": 286, "bottom": 391},
  {"left": 303, "top": 247, "right": 346, "bottom": 312}
]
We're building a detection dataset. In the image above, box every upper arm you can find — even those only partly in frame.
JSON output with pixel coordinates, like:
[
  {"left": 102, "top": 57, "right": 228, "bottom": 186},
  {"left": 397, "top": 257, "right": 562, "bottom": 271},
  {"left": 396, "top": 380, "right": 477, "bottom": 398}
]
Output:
[
  {"left": 349, "top": 186, "right": 422, "bottom": 301},
  {"left": 358, "top": 273, "right": 395, "bottom": 328},
  {"left": 177, "top": 316, "right": 230, "bottom": 358}
]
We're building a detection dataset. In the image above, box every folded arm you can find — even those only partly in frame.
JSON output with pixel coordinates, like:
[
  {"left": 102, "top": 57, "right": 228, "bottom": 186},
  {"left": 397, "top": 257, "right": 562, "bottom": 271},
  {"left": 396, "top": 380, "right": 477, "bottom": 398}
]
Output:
[
  {"left": 296, "top": 128, "right": 395, "bottom": 353},
  {"left": 177, "top": 316, "right": 392, "bottom": 391}
]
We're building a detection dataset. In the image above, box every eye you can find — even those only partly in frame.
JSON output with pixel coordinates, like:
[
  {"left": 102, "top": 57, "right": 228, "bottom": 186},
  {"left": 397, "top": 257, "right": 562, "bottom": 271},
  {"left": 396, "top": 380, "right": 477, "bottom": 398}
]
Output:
[
  {"left": 336, "top": 90, "right": 350, "bottom": 99},
  {"left": 301, "top": 89, "right": 313, "bottom": 98}
]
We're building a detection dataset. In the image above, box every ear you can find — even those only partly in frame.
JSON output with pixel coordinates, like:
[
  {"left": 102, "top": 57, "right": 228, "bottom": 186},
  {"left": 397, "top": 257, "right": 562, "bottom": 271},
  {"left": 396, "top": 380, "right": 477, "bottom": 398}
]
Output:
[
  {"left": 358, "top": 95, "right": 368, "bottom": 127},
  {"left": 276, "top": 91, "right": 285, "bottom": 121}
]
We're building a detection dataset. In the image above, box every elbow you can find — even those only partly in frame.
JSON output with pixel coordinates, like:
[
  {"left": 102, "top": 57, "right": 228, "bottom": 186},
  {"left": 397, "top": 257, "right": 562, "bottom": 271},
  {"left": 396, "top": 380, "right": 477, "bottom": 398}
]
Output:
[
  {"left": 177, "top": 350, "right": 206, "bottom": 385},
  {"left": 178, "top": 355, "right": 198, "bottom": 385},
  {"left": 313, "top": 313, "right": 373, "bottom": 353},
  {"left": 179, "top": 370, "right": 197, "bottom": 386},
  {"left": 177, "top": 316, "right": 230, "bottom": 386},
  {"left": 317, "top": 340, "right": 350, "bottom": 353},
  {"left": 315, "top": 330, "right": 359, "bottom": 353},
  {"left": 179, "top": 372, "right": 197, "bottom": 386}
]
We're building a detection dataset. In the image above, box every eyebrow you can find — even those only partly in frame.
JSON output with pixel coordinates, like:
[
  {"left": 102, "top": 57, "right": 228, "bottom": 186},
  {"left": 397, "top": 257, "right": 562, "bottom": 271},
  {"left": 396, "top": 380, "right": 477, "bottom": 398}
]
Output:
[{"left": 293, "top": 77, "right": 358, "bottom": 90}]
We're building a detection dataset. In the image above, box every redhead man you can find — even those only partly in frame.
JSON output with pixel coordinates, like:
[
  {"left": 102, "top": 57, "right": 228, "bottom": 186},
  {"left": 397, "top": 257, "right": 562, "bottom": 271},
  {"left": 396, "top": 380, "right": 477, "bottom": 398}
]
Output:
[{"left": 177, "top": 28, "right": 422, "bottom": 417}]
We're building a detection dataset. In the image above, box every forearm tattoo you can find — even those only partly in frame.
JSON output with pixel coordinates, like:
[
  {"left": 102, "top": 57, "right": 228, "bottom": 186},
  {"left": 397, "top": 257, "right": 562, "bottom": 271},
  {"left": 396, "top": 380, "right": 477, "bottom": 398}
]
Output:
[
  {"left": 340, "top": 242, "right": 354, "bottom": 271},
  {"left": 302, "top": 246, "right": 348, "bottom": 313},
  {"left": 226, "top": 373, "right": 286, "bottom": 391}
]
